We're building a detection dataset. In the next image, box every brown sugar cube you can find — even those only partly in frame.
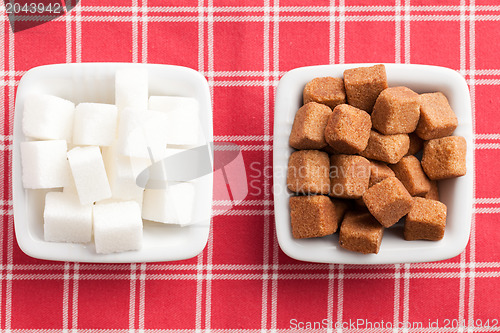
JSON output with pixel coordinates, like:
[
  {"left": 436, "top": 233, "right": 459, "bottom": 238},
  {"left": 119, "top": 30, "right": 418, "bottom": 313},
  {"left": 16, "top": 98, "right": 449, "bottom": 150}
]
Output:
[
  {"left": 339, "top": 211, "right": 384, "bottom": 254},
  {"left": 359, "top": 130, "right": 409, "bottom": 164},
  {"left": 332, "top": 198, "right": 351, "bottom": 221},
  {"left": 362, "top": 177, "right": 413, "bottom": 227},
  {"left": 416, "top": 92, "right": 458, "bottom": 140},
  {"left": 421, "top": 136, "right": 467, "bottom": 180},
  {"left": 330, "top": 154, "right": 370, "bottom": 199},
  {"left": 404, "top": 197, "right": 447, "bottom": 241},
  {"left": 371, "top": 86, "right": 420, "bottom": 135},
  {"left": 405, "top": 132, "right": 424, "bottom": 156},
  {"left": 290, "top": 195, "right": 342, "bottom": 238},
  {"left": 287, "top": 150, "right": 330, "bottom": 194},
  {"left": 390, "top": 156, "right": 432, "bottom": 196},
  {"left": 354, "top": 198, "right": 366, "bottom": 208},
  {"left": 324, "top": 104, "right": 372, "bottom": 154},
  {"left": 369, "top": 160, "right": 395, "bottom": 187},
  {"left": 343, "top": 64, "right": 388, "bottom": 112},
  {"left": 423, "top": 180, "right": 440, "bottom": 201},
  {"left": 321, "top": 144, "right": 339, "bottom": 155},
  {"left": 303, "top": 77, "right": 346, "bottom": 109},
  {"left": 289, "top": 102, "right": 332, "bottom": 149}
]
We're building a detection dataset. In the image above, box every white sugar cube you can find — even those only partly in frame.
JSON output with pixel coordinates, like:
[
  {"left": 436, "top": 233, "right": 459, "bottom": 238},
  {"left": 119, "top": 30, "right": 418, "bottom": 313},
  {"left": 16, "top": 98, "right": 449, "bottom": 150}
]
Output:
[
  {"left": 149, "top": 96, "right": 201, "bottom": 146},
  {"left": 67, "top": 146, "right": 112, "bottom": 204},
  {"left": 115, "top": 68, "right": 148, "bottom": 113},
  {"left": 93, "top": 201, "right": 143, "bottom": 254},
  {"left": 63, "top": 174, "right": 77, "bottom": 195},
  {"left": 117, "top": 108, "right": 169, "bottom": 160},
  {"left": 23, "top": 94, "right": 75, "bottom": 141},
  {"left": 102, "top": 143, "right": 147, "bottom": 203},
  {"left": 72, "top": 103, "right": 118, "bottom": 146},
  {"left": 142, "top": 182, "right": 195, "bottom": 225},
  {"left": 20, "top": 140, "right": 69, "bottom": 189},
  {"left": 43, "top": 192, "right": 92, "bottom": 243},
  {"left": 140, "top": 148, "right": 188, "bottom": 188}
]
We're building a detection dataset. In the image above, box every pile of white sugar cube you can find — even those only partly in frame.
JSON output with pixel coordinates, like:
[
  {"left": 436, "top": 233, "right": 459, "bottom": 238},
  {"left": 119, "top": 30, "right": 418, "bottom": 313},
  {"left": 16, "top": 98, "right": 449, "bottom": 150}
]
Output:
[{"left": 20, "top": 68, "right": 202, "bottom": 254}]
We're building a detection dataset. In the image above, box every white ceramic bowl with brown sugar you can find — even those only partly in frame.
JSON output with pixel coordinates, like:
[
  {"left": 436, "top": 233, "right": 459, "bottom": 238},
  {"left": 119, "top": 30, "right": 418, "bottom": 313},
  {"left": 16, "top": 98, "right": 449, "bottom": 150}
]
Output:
[{"left": 273, "top": 63, "right": 473, "bottom": 264}]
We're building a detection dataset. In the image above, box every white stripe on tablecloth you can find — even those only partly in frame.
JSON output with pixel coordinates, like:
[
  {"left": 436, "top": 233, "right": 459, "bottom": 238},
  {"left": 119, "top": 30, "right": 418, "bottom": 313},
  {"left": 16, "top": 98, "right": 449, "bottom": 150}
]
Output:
[
  {"left": 0, "top": 9, "right": 4, "bottom": 326},
  {"left": 132, "top": 0, "right": 138, "bottom": 63},
  {"left": 329, "top": 0, "right": 335, "bottom": 65},
  {"left": 468, "top": 3, "right": 477, "bottom": 332},
  {"left": 213, "top": 144, "right": 273, "bottom": 151},
  {"left": 0, "top": 144, "right": 13, "bottom": 151},
  {"left": 198, "top": 1, "right": 204, "bottom": 73},
  {"left": 395, "top": 0, "right": 401, "bottom": 64},
  {"left": 62, "top": 262, "right": 70, "bottom": 332},
  {"left": 336, "top": 3, "right": 345, "bottom": 331},
  {"left": 475, "top": 143, "right": 500, "bottom": 149},
  {"left": 458, "top": 2, "right": 467, "bottom": 331},
  {"left": 271, "top": 3, "right": 280, "bottom": 330},
  {"left": 3, "top": 68, "right": 500, "bottom": 78},
  {"left": 142, "top": 0, "right": 148, "bottom": 64},
  {"left": 327, "top": 5, "right": 336, "bottom": 329},
  {"left": 404, "top": 0, "right": 411, "bottom": 64},
  {"left": 129, "top": 263, "right": 137, "bottom": 331},
  {"left": 6, "top": 270, "right": 500, "bottom": 281},
  {"left": 403, "top": 263, "right": 411, "bottom": 333},
  {"left": 2, "top": 328, "right": 500, "bottom": 333},
  {"left": 3, "top": 76, "right": 500, "bottom": 91},
  {"left": 214, "top": 135, "right": 272, "bottom": 141},
  {"left": 212, "top": 209, "right": 275, "bottom": 216},
  {"left": 48, "top": 4, "right": 500, "bottom": 13},
  {"left": 4, "top": 261, "right": 500, "bottom": 272},
  {"left": 1, "top": 67, "right": 500, "bottom": 77},
  {"left": 129, "top": 1, "right": 139, "bottom": 329},
  {"left": 4, "top": 67, "right": 500, "bottom": 77},
  {"left": 65, "top": 0, "right": 72, "bottom": 63},
  {"left": 261, "top": 0, "right": 271, "bottom": 330},
  {"left": 138, "top": 2, "right": 148, "bottom": 330},
  {"left": 476, "top": 133, "right": 500, "bottom": 140},
  {"left": 213, "top": 200, "right": 274, "bottom": 206},
  {"left": 205, "top": 1, "right": 214, "bottom": 330},
  {"left": 15, "top": 13, "right": 500, "bottom": 23},
  {"left": 338, "top": 0, "right": 345, "bottom": 65},
  {"left": 76, "top": 0, "right": 82, "bottom": 63},
  {"left": 5, "top": 18, "right": 15, "bottom": 332},
  {"left": 393, "top": 264, "right": 401, "bottom": 333},
  {"left": 475, "top": 198, "right": 500, "bottom": 204},
  {"left": 327, "top": 5, "right": 335, "bottom": 330},
  {"left": 62, "top": 5, "right": 74, "bottom": 330},
  {"left": 336, "top": 264, "right": 344, "bottom": 333},
  {"left": 394, "top": 3, "right": 405, "bottom": 330},
  {"left": 73, "top": 4, "right": 82, "bottom": 331},
  {"left": 72, "top": 263, "right": 79, "bottom": 333},
  {"left": 139, "top": 263, "right": 146, "bottom": 331},
  {"left": 195, "top": 3, "right": 205, "bottom": 333}
]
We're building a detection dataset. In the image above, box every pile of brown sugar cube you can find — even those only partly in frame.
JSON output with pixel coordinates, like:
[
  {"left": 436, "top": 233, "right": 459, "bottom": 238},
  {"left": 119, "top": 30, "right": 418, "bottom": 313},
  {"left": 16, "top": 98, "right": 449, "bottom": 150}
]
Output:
[{"left": 287, "top": 64, "right": 467, "bottom": 255}]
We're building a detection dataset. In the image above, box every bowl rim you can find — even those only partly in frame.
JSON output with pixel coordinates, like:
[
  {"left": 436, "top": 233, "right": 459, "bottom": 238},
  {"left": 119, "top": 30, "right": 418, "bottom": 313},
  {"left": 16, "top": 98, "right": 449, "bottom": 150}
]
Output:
[
  {"left": 12, "top": 62, "right": 214, "bottom": 263},
  {"left": 273, "top": 63, "right": 474, "bottom": 265}
]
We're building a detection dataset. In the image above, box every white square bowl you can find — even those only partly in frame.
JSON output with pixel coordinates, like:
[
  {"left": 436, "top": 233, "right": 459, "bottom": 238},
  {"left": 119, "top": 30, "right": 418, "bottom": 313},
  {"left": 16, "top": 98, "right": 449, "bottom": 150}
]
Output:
[
  {"left": 13, "top": 63, "right": 213, "bottom": 263},
  {"left": 273, "top": 63, "right": 474, "bottom": 264}
]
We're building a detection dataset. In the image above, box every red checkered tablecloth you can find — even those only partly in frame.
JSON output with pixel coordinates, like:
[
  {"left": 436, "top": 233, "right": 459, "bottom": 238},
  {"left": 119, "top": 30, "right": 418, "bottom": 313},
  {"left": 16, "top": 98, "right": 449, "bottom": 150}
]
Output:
[{"left": 2, "top": 0, "right": 500, "bottom": 332}]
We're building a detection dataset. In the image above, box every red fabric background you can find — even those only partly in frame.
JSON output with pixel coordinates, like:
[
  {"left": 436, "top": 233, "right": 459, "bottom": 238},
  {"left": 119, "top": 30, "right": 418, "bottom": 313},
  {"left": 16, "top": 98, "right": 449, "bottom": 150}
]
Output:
[{"left": 1, "top": 0, "right": 499, "bottom": 331}]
